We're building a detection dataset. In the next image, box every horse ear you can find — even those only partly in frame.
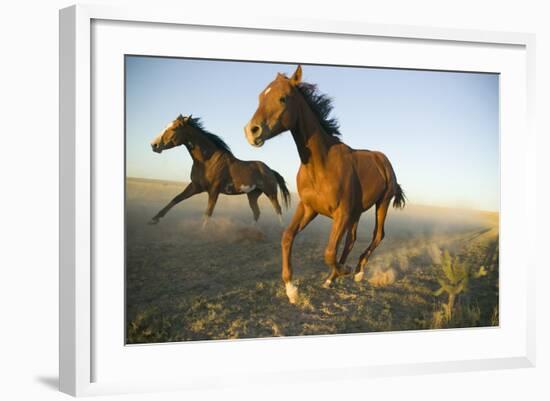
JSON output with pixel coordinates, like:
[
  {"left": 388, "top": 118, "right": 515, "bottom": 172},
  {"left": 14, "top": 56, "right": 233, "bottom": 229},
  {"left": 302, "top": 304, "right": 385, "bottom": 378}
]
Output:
[
  {"left": 177, "top": 114, "right": 184, "bottom": 120},
  {"left": 185, "top": 114, "right": 192, "bottom": 122},
  {"left": 290, "top": 65, "right": 302, "bottom": 85}
]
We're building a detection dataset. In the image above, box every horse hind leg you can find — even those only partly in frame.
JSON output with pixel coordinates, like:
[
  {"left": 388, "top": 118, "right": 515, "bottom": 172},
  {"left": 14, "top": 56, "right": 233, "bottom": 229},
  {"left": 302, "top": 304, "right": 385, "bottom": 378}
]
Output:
[
  {"left": 247, "top": 189, "right": 262, "bottom": 223},
  {"left": 354, "top": 197, "right": 390, "bottom": 282}
]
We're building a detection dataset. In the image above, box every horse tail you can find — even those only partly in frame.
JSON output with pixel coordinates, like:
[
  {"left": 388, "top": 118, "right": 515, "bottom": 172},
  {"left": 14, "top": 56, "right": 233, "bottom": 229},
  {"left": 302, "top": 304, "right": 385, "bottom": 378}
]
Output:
[
  {"left": 392, "top": 183, "right": 406, "bottom": 209},
  {"left": 375, "top": 151, "right": 406, "bottom": 210},
  {"left": 271, "top": 170, "right": 291, "bottom": 209}
]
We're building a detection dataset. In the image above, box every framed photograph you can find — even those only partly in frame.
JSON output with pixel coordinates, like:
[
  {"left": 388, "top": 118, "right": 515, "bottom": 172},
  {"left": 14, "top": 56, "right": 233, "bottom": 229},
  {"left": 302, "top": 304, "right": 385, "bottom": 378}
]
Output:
[{"left": 59, "top": 4, "right": 536, "bottom": 397}]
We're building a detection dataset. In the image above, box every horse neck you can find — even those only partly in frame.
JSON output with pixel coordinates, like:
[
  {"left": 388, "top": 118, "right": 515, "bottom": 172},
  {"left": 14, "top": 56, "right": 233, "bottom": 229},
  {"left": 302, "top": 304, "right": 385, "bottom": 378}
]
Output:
[
  {"left": 290, "top": 96, "right": 336, "bottom": 170},
  {"left": 185, "top": 128, "right": 218, "bottom": 163}
]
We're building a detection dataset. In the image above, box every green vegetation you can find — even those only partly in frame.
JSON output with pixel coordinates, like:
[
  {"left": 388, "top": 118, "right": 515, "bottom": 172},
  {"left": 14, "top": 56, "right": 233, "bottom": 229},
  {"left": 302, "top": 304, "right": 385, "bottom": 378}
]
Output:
[{"left": 433, "top": 250, "right": 487, "bottom": 323}]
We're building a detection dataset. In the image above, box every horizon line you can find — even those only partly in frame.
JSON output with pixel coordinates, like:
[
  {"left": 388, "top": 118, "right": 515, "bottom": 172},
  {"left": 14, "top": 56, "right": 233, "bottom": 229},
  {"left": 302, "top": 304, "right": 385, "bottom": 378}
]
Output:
[{"left": 125, "top": 176, "right": 500, "bottom": 214}]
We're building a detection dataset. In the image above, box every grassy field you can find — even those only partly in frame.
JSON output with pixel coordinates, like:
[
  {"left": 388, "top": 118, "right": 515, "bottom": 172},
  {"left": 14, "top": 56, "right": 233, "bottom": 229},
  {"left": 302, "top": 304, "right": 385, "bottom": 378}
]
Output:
[{"left": 126, "top": 177, "right": 499, "bottom": 344}]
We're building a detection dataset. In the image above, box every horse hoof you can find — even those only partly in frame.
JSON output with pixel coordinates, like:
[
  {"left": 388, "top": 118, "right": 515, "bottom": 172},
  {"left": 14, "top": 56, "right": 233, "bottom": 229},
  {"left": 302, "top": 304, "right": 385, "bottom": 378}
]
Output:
[
  {"left": 148, "top": 218, "right": 159, "bottom": 225},
  {"left": 354, "top": 272, "right": 364, "bottom": 282},
  {"left": 285, "top": 282, "right": 299, "bottom": 304},
  {"left": 322, "top": 279, "right": 332, "bottom": 289}
]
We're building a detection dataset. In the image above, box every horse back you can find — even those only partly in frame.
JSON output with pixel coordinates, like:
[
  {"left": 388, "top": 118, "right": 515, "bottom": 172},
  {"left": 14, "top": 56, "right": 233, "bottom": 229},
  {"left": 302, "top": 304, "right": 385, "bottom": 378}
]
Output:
[{"left": 227, "top": 158, "right": 277, "bottom": 193}]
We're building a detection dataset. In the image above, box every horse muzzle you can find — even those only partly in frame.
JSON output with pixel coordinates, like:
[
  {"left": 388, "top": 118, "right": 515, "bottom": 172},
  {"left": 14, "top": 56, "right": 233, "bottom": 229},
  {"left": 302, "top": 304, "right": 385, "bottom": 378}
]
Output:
[
  {"left": 244, "top": 121, "right": 268, "bottom": 147},
  {"left": 151, "top": 143, "right": 163, "bottom": 153}
]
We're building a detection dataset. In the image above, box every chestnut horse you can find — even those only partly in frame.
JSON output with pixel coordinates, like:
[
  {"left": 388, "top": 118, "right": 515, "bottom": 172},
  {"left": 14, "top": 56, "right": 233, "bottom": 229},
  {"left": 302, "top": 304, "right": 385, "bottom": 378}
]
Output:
[
  {"left": 244, "top": 66, "right": 405, "bottom": 303},
  {"left": 149, "top": 115, "right": 290, "bottom": 227}
]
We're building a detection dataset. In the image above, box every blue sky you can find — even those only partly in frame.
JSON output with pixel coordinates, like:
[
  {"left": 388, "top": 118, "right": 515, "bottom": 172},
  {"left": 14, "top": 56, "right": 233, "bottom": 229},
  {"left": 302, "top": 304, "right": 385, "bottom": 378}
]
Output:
[{"left": 126, "top": 56, "right": 499, "bottom": 211}]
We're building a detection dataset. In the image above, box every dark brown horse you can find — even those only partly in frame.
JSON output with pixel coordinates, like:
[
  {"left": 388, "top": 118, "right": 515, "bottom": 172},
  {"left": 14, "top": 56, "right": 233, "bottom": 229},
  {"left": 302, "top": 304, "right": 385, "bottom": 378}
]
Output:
[
  {"left": 149, "top": 114, "right": 290, "bottom": 227},
  {"left": 244, "top": 65, "right": 405, "bottom": 303}
]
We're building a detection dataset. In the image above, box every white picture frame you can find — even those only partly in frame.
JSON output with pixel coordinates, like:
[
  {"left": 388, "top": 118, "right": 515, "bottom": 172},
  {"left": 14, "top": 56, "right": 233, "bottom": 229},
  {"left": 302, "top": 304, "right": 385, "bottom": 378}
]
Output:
[{"left": 59, "top": 4, "right": 536, "bottom": 397}]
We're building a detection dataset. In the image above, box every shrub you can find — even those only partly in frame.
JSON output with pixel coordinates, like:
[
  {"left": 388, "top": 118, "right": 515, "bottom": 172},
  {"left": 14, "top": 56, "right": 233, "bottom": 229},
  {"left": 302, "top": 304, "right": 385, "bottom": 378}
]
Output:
[{"left": 433, "top": 250, "right": 487, "bottom": 321}]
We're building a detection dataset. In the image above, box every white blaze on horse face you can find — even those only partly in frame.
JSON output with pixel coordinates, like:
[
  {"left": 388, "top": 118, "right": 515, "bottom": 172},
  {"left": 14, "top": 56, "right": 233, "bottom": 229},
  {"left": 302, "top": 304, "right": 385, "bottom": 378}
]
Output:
[
  {"left": 165, "top": 121, "right": 174, "bottom": 130},
  {"left": 263, "top": 87, "right": 272, "bottom": 96},
  {"left": 151, "top": 131, "right": 164, "bottom": 151},
  {"left": 240, "top": 184, "right": 256, "bottom": 193},
  {"left": 151, "top": 120, "right": 173, "bottom": 147}
]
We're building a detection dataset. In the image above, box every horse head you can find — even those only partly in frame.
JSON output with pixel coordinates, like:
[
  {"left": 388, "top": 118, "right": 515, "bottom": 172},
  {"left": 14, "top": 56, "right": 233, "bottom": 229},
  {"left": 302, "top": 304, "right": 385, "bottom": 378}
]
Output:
[
  {"left": 244, "top": 65, "right": 303, "bottom": 147},
  {"left": 150, "top": 114, "right": 193, "bottom": 153}
]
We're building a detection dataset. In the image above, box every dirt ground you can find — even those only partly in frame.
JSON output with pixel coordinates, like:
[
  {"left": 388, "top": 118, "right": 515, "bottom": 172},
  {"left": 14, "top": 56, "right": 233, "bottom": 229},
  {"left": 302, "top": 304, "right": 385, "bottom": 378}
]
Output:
[{"left": 125, "top": 177, "right": 499, "bottom": 344}]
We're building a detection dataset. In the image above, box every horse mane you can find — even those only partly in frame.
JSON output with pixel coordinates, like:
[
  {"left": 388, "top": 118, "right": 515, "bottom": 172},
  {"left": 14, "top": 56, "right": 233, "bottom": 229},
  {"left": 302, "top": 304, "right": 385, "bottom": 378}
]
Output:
[
  {"left": 187, "top": 117, "right": 233, "bottom": 154},
  {"left": 296, "top": 82, "right": 342, "bottom": 140}
]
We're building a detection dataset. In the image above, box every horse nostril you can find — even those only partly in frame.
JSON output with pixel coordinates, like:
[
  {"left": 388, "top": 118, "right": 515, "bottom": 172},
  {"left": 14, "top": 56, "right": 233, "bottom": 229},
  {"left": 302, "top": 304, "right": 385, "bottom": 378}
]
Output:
[{"left": 250, "top": 125, "right": 260, "bottom": 135}]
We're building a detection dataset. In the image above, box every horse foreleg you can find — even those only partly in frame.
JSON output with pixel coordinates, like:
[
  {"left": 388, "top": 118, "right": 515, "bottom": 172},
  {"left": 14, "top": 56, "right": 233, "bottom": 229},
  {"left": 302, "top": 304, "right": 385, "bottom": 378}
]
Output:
[
  {"left": 323, "top": 213, "right": 352, "bottom": 288},
  {"left": 149, "top": 182, "right": 200, "bottom": 225},
  {"left": 354, "top": 198, "right": 390, "bottom": 282},
  {"left": 281, "top": 202, "right": 318, "bottom": 303},
  {"left": 338, "top": 218, "right": 359, "bottom": 265},
  {"left": 202, "top": 190, "right": 220, "bottom": 229}
]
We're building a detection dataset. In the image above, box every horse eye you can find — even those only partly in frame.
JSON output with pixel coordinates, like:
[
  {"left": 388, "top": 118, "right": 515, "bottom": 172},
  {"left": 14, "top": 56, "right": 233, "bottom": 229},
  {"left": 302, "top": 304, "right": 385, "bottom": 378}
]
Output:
[{"left": 279, "top": 97, "right": 286, "bottom": 104}]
